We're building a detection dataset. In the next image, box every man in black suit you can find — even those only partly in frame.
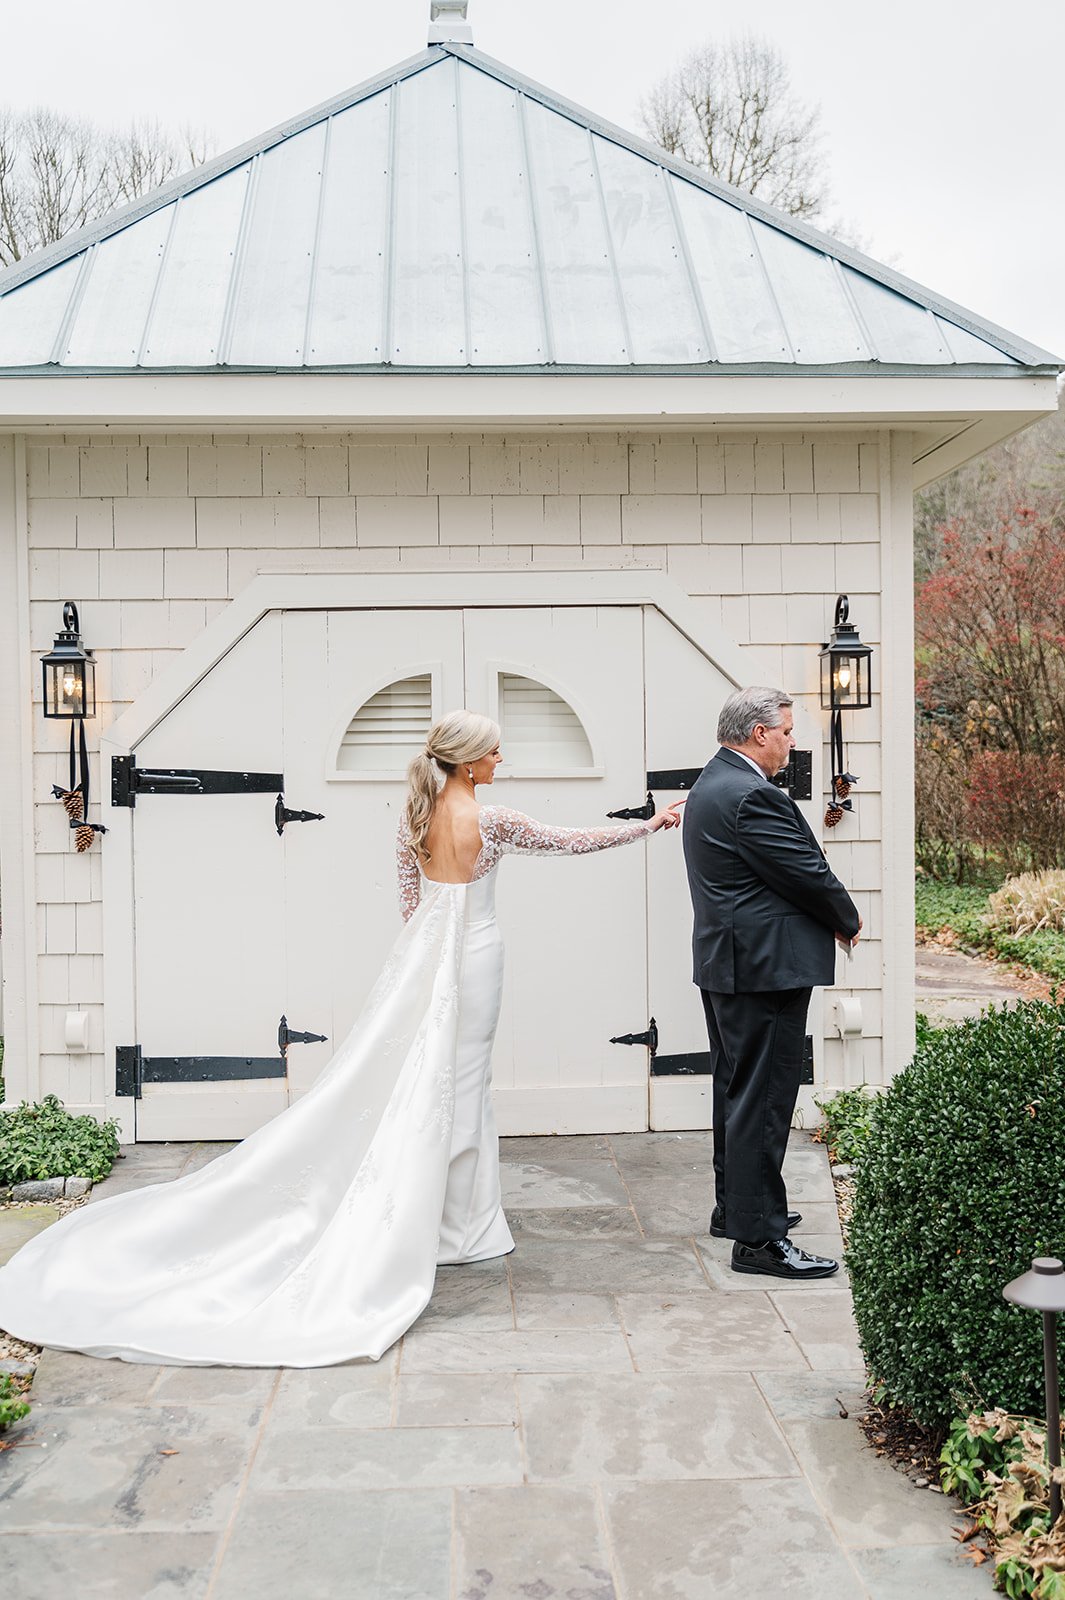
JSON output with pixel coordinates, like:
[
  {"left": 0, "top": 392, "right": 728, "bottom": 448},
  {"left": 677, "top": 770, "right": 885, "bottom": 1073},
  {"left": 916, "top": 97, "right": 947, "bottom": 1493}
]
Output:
[{"left": 682, "top": 686, "right": 861, "bottom": 1280}]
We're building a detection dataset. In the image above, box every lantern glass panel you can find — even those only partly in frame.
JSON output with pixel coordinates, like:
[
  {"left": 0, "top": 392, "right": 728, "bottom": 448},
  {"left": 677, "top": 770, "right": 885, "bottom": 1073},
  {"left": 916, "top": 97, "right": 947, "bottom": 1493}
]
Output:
[{"left": 43, "top": 656, "right": 95, "bottom": 718}]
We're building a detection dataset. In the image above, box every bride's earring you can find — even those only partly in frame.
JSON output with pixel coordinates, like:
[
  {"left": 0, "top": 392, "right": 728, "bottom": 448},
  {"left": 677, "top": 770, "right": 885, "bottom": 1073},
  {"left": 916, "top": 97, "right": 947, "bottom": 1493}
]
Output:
[{"left": 467, "top": 766, "right": 474, "bottom": 782}]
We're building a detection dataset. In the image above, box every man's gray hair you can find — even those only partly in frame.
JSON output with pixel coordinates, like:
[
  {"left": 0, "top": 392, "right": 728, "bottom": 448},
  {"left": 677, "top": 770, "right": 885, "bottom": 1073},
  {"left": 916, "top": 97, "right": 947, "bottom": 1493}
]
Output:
[{"left": 717, "top": 686, "right": 793, "bottom": 746}]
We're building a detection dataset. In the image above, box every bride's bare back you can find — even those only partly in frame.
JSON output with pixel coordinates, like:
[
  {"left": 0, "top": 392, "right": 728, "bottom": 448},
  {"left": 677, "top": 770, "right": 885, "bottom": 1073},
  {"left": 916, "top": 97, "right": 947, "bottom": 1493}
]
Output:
[{"left": 421, "top": 793, "right": 485, "bottom": 884}]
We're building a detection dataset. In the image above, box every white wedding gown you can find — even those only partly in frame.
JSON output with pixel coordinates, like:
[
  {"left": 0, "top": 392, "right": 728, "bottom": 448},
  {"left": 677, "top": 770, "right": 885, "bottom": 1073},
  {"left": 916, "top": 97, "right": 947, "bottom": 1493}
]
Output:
[{"left": 0, "top": 806, "right": 651, "bottom": 1368}]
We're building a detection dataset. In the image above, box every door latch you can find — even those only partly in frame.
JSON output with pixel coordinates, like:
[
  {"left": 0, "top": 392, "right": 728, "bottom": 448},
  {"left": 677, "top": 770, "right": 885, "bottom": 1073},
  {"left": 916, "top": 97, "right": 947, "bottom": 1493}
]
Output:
[
  {"left": 606, "top": 793, "right": 655, "bottom": 822},
  {"left": 278, "top": 1015, "right": 328, "bottom": 1055},
  {"left": 610, "top": 1017, "right": 659, "bottom": 1054},
  {"left": 274, "top": 794, "right": 326, "bottom": 836}
]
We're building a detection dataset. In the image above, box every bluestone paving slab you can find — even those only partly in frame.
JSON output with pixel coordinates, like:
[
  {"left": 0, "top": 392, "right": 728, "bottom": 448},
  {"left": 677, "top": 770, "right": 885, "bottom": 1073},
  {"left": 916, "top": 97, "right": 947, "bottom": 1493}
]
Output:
[
  {"left": 501, "top": 1158, "right": 631, "bottom": 1208},
  {"left": 509, "top": 1203, "right": 641, "bottom": 1237},
  {"left": 0, "top": 1530, "right": 220, "bottom": 1600},
  {"left": 90, "top": 1170, "right": 184, "bottom": 1198},
  {"left": 31, "top": 1347, "right": 161, "bottom": 1406},
  {"left": 755, "top": 1366, "right": 870, "bottom": 1423},
  {"left": 518, "top": 1371, "right": 797, "bottom": 1482},
  {"left": 0, "top": 1402, "right": 256, "bottom": 1531},
  {"left": 506, "top": 1237, "right": 708, "bottom": 1294},
  {"left": 400, "top": 1327, "right": 634, "bottom": 1373},
  {"left": 419, "top": 1258, "right": 514, "bottom": 1330},
  {"left": 394, "top": 1373, "right": 519, "bottom": 1427},
  {"left": 770, "top": 1286, "right": 865, "bottom": 1369},
  {"left": 511, "top": 1289, "right": 620, "bottom": 1329},
  {"left": 213, "top": 1488, "right": 453, "bottom": 1600},
  {"left": 250, "top": 1421, "right": 524, "bottom": 1490},
  {"left": 454, "top": 1484, "right": 617, "bottom": 1599},
  {"left": 615, "top": 1172, "right": 717, "bottom": 1236},
  {"left": 0, "top": 1203, "right": 59, "bottom": 1265},
  {"left": 854, "top": 1541, "right": 997, "bottom": 1596},
  {"left": 605, "top": 1477, "right": 867, "bottom": 1599},
  {"left": 617, "top": 1290, "right": 807, "bottom": 1371},
  {"left": 774, "top": 1414, "right": 962, "bottom": 1547},
  {"left": 150, "top": 1364, "right": 278, "bottom": 1407},
  {"left": 501, "top": 1133, "right": 613, "bottom": 1162},
  {"left": 269, "top": 1361, "right": 393, "bottom": 1429}
]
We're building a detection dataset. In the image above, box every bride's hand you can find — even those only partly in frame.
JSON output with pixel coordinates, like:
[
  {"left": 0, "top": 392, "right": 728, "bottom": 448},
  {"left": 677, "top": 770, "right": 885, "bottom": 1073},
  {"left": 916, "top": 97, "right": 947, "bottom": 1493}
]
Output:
[{"left": 650, "top": 801, "right": 685, "bottom": 832}]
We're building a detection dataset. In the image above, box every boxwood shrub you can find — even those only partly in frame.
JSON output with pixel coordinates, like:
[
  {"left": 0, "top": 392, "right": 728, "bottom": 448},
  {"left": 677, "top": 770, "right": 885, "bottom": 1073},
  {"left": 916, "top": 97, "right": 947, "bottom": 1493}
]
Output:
[
  {"left": 847, "top": 1000, "right": 1065, "bottom": 1427},
  {"left": 0, "top": 1095, "right": 119, "bottom": 1186}
]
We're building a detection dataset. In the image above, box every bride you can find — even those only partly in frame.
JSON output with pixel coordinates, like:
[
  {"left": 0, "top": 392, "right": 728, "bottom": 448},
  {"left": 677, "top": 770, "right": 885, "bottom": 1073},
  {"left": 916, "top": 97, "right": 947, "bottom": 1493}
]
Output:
[{"left": 0, "top": 711, "right": 681, "bottom": 1368}]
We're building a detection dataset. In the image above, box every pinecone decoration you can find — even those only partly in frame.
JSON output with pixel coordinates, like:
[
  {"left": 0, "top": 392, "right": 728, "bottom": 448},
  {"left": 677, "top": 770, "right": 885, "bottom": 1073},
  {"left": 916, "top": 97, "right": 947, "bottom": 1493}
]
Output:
[
  {"left": 833, "top": 775, "right": 852, "bottom": 801},
  {"left": 74, "top": 823, "right": 95, "bottom": 853},
  {"left": 53, "top": 786, "right": 84, "bottom": 822},
  {"left": 824, "top": 802, "right": 845, "bottom": 828}
]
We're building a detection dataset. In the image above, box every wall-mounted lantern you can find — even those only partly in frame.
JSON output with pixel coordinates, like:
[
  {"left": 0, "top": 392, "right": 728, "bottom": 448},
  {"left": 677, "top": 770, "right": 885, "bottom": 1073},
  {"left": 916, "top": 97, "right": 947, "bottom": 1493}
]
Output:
[
  {"left": 40, "top": 601, "right": 105, "bottom": 851},
  {"left": 819, "top": 595, "right": 873, "bottom": 827},
  {"left": 41, "top": 601, "right": 96, "bottom": 719}
]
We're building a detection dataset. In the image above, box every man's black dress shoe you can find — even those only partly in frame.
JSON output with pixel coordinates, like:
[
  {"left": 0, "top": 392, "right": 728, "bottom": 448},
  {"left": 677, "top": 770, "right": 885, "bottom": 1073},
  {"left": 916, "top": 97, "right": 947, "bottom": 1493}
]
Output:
[
  {"left": 709, "top": 1205, "right": 801, "bottom": 1239},
  {"left": 730, "top": 1238, "right": 839, "bottom": 1280}
]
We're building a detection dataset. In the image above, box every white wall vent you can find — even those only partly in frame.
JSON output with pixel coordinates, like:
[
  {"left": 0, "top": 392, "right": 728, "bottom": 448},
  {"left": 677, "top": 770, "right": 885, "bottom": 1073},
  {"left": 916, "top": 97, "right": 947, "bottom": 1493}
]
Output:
[
  {"left": 498, "top": 673, "right": 593, "bottom": 770},
  {"left": 337, "top": 674, "right": 433, "bottom": 771}
]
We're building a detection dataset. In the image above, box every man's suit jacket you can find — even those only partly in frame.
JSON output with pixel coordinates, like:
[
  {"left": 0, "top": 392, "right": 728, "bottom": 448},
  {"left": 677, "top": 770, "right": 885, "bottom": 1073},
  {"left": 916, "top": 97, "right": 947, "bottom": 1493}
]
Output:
[{"left": 682, "top": 747, "right": 861, "bottom": 994}]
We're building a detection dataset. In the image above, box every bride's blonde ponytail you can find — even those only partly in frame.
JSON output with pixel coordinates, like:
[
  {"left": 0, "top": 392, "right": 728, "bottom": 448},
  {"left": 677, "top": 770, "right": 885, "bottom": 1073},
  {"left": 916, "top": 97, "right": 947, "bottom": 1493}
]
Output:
[{"left": 405, "top": 710, "right": 500, "bottom": 864}]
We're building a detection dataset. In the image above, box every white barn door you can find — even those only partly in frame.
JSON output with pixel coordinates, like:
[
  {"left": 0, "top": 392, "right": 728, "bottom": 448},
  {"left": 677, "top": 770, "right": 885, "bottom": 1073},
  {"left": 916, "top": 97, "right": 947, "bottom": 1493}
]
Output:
[
  {"left": 130, "top": 615, "right": 288, "bottom": 1140},
  {"left": 464, "top": 606, "right": 648, "bottom": 1133},
  {"left": 280, "top": 604, "right": 649, "bottom": 1135}
]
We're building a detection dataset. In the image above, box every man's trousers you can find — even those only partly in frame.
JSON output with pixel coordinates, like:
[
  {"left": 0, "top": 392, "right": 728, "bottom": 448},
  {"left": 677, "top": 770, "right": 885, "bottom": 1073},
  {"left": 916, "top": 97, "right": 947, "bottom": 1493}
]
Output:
[{"left": 699, "top": 986, "right": 813, "bottom": 1244}]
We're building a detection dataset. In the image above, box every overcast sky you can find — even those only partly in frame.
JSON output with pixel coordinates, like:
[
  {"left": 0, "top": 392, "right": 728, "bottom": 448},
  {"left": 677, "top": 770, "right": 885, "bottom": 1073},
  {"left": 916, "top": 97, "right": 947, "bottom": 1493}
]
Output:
[{"left": 5, "top": 0, "right": 1063, "bottom": 358}]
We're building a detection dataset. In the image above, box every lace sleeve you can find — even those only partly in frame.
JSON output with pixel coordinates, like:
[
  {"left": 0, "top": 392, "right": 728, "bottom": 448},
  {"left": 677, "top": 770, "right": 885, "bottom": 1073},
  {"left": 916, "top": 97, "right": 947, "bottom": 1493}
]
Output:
[
  {"left": 475, "top": 805, "right": 653, "bottom": 876},
  {"left": 396, "top": 816, "right": 421, "bottom": 922}
]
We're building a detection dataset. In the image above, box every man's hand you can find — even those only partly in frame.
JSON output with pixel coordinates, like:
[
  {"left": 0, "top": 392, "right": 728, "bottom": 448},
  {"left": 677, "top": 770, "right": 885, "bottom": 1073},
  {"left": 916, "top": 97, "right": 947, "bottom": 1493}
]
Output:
[{"left": 836, "top": 915, "right": 863, "bottom": 950}]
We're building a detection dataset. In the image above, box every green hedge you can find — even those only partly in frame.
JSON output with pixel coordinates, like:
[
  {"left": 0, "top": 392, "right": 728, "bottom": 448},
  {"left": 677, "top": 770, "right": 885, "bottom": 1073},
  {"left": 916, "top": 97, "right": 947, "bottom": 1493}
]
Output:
[
  {"left": 0, "top": 1095, "right": 119, "bottom": 1186},
  {"left": 847, "top": 1001, "right": 1065, "bottom": 1426}
]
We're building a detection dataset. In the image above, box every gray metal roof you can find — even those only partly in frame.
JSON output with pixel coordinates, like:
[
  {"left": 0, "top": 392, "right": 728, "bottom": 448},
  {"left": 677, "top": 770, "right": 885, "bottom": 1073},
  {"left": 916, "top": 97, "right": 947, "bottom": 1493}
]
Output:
[{"left": 0, "top": 44, "right": 1058, "bottom": 375}]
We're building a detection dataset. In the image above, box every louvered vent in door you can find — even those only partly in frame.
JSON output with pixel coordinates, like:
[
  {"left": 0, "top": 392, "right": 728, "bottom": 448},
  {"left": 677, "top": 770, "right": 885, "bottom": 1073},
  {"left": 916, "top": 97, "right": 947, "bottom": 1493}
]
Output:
[
  {"left": 498, "top": 673, "right": 594, "bottom": 770},
  {"left": 337, "top": 675, "right": 433, "bottom": 772}
]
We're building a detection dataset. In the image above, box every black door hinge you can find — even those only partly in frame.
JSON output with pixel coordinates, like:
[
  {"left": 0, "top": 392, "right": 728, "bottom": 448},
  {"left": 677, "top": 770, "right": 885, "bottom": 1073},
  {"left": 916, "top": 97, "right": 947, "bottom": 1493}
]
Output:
[
  {"left": 801, "top": 1034, "right": 815, "bottom": 1085},
  {"left": 771, "top": 750, "right": 813, "bottom": 802},
  {"left": 111, "top": 754, "right": 283, "bottom": 808},
  {"left": 117, "top": 1015, "right": 329, "bottom": 1098}
]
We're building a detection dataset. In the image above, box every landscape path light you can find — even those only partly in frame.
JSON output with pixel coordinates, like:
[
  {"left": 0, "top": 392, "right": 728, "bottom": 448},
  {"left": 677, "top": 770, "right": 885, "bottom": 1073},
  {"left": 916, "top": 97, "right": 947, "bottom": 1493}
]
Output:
[{"left": 1002, "top": 1255, "right": 1065, "bottom": 1526}]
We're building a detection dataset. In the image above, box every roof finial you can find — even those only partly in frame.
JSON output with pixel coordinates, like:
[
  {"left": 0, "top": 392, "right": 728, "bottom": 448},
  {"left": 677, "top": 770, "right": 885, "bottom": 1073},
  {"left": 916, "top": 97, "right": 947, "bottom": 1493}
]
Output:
[{"left": 428, "top": 1, "right": 473, "bottom": 45}]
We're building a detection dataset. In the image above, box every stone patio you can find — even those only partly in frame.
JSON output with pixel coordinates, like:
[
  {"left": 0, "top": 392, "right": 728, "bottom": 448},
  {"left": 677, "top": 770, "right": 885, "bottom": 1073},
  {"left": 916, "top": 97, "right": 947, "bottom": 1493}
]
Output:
[{"left": 0, "top": 1131, "right": 991, "bottom": 1598}]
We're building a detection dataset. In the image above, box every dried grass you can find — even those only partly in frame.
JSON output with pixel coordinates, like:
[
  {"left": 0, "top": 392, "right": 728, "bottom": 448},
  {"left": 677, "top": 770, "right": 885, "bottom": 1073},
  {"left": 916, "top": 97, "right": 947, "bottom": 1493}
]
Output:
[{"left": 985, "top": 870, "right": 1065, "bottom": 937}]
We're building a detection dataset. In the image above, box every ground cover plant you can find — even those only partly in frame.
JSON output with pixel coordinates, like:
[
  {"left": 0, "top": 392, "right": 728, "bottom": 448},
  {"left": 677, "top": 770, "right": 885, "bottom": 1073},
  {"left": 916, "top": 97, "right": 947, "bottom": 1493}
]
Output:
[
  {"left": 941, "top": 1410, "right": 1065, "bottom": 1598},
  {"left": 0, "top": 1095, "right": 119, "bottom": 1186},
  {"left": 916, "top": 876, "right": 1065, "bottom": 983},
  {"left": 0, "top": 1375, "right": 29, "bottom": 1435},
  {"left": 847, "top": 1000, "right": 1065, "bottom": 1429}
]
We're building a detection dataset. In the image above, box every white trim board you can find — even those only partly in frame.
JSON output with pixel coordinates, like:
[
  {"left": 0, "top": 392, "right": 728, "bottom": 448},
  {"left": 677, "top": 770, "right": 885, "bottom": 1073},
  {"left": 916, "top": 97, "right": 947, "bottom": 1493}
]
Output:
[{"left": 0, "top": 373, "right": 1056, "bottom": 437}]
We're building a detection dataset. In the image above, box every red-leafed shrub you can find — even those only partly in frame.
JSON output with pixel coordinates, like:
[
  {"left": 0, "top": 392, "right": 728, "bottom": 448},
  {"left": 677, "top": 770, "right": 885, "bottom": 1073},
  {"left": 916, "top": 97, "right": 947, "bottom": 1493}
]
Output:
[{"left": 965, "top": 751, "right": 1065, "bottom": 872}]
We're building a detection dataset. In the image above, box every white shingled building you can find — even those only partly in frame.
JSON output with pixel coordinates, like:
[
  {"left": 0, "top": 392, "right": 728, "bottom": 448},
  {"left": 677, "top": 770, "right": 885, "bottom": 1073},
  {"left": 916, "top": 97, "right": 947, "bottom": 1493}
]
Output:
[{"left": 0, "top": 7, "right": 1059, "bottom": 1142}]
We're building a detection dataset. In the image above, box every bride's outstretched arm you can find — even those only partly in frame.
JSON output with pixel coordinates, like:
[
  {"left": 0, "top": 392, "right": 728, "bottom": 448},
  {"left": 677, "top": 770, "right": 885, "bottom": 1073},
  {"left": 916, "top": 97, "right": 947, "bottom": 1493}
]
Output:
[
  {"left": 396, "top": 816, "right": 421, "bottom": 922},
  {"left": 476, "top": 803, "right": 681, "bottom": 865}
]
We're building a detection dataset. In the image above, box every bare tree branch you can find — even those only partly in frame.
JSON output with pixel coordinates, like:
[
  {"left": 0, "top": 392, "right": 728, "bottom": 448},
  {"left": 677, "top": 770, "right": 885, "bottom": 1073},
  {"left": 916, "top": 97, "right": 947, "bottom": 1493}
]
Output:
[
  {"left": 638, "top": 33, "right": 828, "bottom": 220},
  {"left": 0, "top": 107, "right": 213, "bottom": 268}
]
